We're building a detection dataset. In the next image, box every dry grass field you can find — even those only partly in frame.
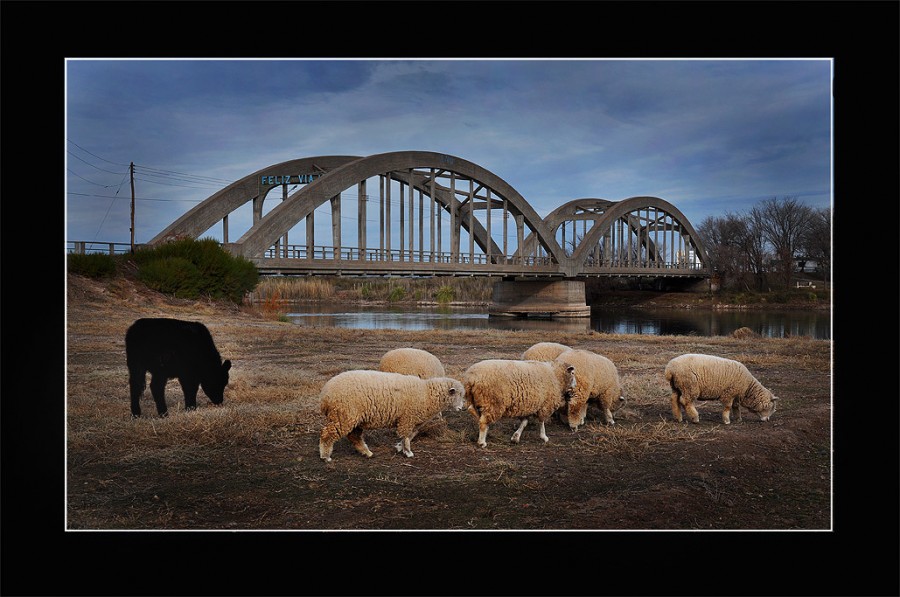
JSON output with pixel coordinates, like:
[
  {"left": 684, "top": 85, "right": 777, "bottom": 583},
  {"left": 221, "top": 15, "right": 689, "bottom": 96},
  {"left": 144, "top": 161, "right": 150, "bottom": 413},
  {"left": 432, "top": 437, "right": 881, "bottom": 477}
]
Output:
[
  {"left": 63, "top": 273, "right": 835, "bottom": 532},
  {"left": 8, "top": 271, "right": 885, "bottom": 596}
]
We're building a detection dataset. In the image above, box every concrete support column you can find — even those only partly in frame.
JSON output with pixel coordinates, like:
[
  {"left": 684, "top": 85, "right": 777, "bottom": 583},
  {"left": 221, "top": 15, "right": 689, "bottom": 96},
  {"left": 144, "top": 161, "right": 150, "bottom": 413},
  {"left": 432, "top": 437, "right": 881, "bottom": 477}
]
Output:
[
  {"left": 489, "top": 279, "right": 590, "bottom": 318},
  {"left": 408, "top": 169, "right": 415, "bottom": 261},
  {"left": 502, "top": 199, "right": 508, "bottom": 262},
  {"left": 306, "top": 211, "right": 315, "bottom": 258},
  {"left": 399, "top": 177, "right": 405, "bottom": 262},
  {"left": 282, "top": 184, "right": 289, "bottom": 258},
  {"left": 223, "top": 214, "right": 229, "bottom": 244},
  {"left": 450, "top": 172, "right": 459, "bottom": 262},
  {"left": 358, "top": 180, "right": 367, "bottom": 258},
  {"left": 379, "top": 175, "right": 385, "bottom": 260},
  {"left": 253, "top": 195, "right": 264, "bottom": 223},
  {"left": 515, "top": 214, "right": 524, "bottom": 264},
  {"left": 486, "top": 188, "right": 492, "bottom": 264},
  {"left": 418, "top": 188, "right": 424, "bottom": 262},
  {"left": 429, "top": 170, "right": 436, "bottom": 262},
  {"left": 468, "top": 178, "right": 474, "bottom": 263},
  {"left": 331, "top": 194, "right": 341, "bottom": 260},
  {"left": 385, "top": 175, "right": 392, "bottom": 260}
]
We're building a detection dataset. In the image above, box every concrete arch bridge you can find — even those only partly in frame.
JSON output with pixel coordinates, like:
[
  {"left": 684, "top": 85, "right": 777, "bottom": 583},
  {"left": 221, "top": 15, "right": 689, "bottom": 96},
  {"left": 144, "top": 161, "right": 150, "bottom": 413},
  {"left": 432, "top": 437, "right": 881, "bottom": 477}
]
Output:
[{"left": 149, "top": 151, "right": 709, "bottom": 317}]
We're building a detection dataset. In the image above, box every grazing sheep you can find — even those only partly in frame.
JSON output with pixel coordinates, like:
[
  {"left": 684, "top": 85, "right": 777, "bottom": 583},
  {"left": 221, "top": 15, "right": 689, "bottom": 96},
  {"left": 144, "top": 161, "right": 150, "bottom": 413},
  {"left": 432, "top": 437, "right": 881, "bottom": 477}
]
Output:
[
  {"left": 464, "top": 359, "right": 576, "bottom": 447},
  {"left": 318, "top": 370, "right": 465, "bottom": 462},
  {"left": 665, "top": 353, "right": 778, "bottom": 425},
  {"left": 378, "top": 347, "right": 446, "bottom": 379},
  {"left": 521, "top": 342, "right": 571, "bottom": 362},
  {"left": 554, "top": 349, "right": 625, "bottom": 430}
]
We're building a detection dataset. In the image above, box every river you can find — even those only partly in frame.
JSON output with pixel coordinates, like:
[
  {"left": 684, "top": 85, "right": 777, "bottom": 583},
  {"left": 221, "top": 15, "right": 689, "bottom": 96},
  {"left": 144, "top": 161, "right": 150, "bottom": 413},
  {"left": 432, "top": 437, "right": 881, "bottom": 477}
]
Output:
[{"left": 284, "top": 304, "right": 831, "bottom": 339}]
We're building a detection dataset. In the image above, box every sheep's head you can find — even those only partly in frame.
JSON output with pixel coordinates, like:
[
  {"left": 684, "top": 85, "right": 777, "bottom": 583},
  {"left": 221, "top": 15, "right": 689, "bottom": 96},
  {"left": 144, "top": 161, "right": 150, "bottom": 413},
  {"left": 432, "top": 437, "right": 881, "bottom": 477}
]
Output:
[
  {"left": 433, "top": 378, "right": 466, "bottom": 411},
  {"left": 556, "top": 363, "right": 577, "bottom": 399},
  {"left": 758, "top": 394, "right": 777, "bottom": 421}
]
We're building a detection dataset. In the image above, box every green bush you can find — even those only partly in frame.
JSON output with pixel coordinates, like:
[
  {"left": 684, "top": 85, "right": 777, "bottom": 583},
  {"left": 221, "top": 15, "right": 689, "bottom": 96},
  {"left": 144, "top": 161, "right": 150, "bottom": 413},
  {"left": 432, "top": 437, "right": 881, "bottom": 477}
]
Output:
[
  {"left": 133, "top": 238, "right": 258, "bottom": 303},
  {"left": 67, "top": 253, "right": 117, "bottom": 278},
  {"left": 138, "top": 257, "right": 202, "bottom": 298},
  {"left": 435, "top": 285, "right": 455, "bottom": 304},
  {"left": 387, "top": 286, "right": 406, "bottom": 302}
]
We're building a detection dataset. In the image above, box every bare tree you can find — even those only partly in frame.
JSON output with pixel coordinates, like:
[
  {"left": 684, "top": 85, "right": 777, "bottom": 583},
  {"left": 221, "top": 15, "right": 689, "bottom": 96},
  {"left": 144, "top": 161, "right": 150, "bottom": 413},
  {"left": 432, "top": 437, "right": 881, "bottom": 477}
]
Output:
[
  {"left": 801, "top": 206, "right": 831, "bottom": 283},
  {"left": 697, "top": 213, "right": 756, "bottom": 290},
  {"left": 744, "top": 207, "right": 772, "bottom": 291},
  {"left": 755, "top": 196, "right": 814, "bottom": 289}
]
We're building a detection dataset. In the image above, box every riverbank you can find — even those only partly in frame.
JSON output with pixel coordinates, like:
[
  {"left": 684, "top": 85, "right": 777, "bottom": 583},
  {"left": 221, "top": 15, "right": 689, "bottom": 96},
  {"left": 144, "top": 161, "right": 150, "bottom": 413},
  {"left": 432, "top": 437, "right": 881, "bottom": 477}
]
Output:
[
  {"left": 250, "top": 274, "right": 831, "bottom": 312},
  {"left": 65, "top": 271, "right": 832, "bottom": 534}
]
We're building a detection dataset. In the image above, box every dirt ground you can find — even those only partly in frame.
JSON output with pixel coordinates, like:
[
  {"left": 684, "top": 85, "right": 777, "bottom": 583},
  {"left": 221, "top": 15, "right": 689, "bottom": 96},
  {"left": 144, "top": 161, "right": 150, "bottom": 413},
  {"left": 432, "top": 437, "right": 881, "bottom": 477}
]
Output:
[
  {"left": 9, "top": 273, "right": 894, "bottom": 595},
  {"left": 59, "top": 273, "right": 835, "bottom": 527}
]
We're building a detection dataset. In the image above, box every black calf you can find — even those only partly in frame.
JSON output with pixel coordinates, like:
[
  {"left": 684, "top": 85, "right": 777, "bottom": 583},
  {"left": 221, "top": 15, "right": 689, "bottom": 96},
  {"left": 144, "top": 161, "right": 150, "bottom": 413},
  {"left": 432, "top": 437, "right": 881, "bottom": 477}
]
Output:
[{"left": 125, "top": 318, "right": 232, "bottom": 417}]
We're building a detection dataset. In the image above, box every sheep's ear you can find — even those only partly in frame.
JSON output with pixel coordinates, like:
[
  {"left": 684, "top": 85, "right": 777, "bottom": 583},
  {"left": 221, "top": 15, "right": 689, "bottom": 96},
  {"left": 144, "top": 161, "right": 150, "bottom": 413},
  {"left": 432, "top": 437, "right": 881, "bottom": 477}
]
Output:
[
  {"left": 449, "top": 387, "right": 457, "bottom": 395},
  {"left": 771, "top": 395, "right": 778, "bottom": 401},
  {"left": 566, "top": 365, "right": 575, "bottom": 374}
]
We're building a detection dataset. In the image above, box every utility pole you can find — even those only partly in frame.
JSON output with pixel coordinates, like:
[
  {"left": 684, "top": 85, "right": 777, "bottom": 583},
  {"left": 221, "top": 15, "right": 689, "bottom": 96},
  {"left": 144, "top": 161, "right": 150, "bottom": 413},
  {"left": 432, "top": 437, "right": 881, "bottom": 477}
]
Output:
[{"left": 130, "top": 161, "right": 135, "bottom": 253}]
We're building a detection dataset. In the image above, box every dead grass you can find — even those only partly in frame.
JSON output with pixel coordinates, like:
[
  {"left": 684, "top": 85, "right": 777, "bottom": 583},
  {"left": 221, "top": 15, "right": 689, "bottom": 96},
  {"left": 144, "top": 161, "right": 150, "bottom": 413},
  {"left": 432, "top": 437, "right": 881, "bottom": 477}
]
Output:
[{"left": 64, "top": 272, "right": 832, "bottom": 533}]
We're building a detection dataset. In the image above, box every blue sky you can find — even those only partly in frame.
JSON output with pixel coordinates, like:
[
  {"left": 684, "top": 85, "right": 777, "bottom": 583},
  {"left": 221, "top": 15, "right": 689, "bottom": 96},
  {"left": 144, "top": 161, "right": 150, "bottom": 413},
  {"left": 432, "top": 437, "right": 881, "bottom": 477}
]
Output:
[{"left": 65, "top": 58, "right": 832, "bottom": 249}]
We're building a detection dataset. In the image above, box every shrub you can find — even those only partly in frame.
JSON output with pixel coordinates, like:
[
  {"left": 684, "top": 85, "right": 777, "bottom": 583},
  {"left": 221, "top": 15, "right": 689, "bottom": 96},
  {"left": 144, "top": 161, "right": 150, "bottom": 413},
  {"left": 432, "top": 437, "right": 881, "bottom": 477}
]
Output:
[
  {"left": 67, "top": 253, "right": 117, "bottom": 278},
  {"left": 133, "top": 238, "right": 258, "bottom": 303},
  {"left": 435, "top": 285, "right": 455, "bottom": 304},
  {"left": 138, "top": 256, "right": 202, "bottom": 298},
  {"left": 387, "top": 286, "right": 406, "bottom": 302}
]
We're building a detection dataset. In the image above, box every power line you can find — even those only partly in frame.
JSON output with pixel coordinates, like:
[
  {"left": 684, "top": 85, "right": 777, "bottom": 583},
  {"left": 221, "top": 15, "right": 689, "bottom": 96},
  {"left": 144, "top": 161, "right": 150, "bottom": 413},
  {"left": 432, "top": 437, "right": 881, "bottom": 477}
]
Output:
[
  {"left": 134, "top": 164, "right": 232, "bottom": 185},
  {"left": 66, "top": 139, "right": 130, "bottom": 167},
  {"left": 66, "top": 151, "right": 128, "bottom": 175}
]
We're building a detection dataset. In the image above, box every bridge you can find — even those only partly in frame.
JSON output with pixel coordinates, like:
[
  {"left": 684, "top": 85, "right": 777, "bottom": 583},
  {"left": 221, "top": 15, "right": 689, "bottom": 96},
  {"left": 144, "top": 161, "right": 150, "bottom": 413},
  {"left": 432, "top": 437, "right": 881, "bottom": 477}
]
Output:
[{"left": 98, "top": 151, "right": 712, "bottom": 317}]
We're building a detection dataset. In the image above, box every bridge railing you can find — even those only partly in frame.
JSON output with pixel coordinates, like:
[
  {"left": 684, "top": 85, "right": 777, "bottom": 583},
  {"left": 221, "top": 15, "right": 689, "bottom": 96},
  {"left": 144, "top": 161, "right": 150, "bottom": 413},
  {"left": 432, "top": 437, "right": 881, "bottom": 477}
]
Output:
[
  {"left": 262, "top": 244, "right": 555, "bottom": 266},
  {"left": 66, "top": 241, "right": 133, "bottom": 255}
]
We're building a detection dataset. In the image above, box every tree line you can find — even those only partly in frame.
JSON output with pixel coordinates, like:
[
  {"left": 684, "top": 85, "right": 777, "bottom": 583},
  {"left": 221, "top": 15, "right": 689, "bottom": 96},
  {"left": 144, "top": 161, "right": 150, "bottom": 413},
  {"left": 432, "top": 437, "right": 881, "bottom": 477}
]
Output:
[{"left": 696, "top": 196, "right": 830, "bottom": 291}]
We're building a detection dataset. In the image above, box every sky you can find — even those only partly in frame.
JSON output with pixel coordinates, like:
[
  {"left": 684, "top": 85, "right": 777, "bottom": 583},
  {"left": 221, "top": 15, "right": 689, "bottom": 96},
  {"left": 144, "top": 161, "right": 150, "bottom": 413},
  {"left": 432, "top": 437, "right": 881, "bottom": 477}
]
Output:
[{"left": 65, "top": 58, "right": 832, "bottom": 251}]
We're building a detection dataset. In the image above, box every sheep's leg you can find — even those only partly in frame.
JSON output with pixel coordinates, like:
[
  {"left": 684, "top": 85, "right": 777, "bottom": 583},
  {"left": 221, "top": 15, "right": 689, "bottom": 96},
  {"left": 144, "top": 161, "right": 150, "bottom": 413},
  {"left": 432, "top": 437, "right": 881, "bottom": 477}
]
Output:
[
  {"left": 394, "top": 427, "right": 420, "bottom": 452},
  {"left": 477, "top": 414, "right": 491, "bottom": 447},
  {"left": 603, "top": 407, "right": 615, "bottom": 426},
  {"left": 511, "top": 418, "right": 528, "bottom": 443},
  {"left": 684, "top": 397, "right": 700, "bottom": 424},
  {"left": 670, "top": 390, "right": 683, "bottom": 423},
  {"left": 319, "top": 423, "right": 342, "bottom": 462},
  {"left": 395, "top": 420, "right": 417, "bottom": 456},
  {"left": 397, "top": 436, "right": 413, "bottom": 458},
  {"left": 347, "top": 427, "right": 373, "bottom": 458},
  {"left": 538, "top": 420, "right": 549, "bottom": 443},
  {"left": 732, "top": 402, "right": 742, "bottom": 422},
  {"left": 721, "top": 398, "right": 735, "bottom": 424}
]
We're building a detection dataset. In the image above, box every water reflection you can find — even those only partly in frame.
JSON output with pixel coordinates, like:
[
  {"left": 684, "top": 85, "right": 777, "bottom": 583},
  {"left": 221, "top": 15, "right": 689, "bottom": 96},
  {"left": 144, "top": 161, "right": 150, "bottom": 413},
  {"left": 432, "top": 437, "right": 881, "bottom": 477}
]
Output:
[{"left": 284, "top": 304, "right": 830, "bottom": 339}]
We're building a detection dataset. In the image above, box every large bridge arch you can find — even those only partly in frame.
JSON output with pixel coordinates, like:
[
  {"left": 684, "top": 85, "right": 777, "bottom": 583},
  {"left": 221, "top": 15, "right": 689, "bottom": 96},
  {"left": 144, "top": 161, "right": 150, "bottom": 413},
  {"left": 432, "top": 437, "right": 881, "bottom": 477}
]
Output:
[
  {"left": 521, "top": 196, "right": 709, "bottom": 276},
  {"left": 572, "top": 196, "right": 709, "bottom": 271},
  {"left": 148, "top": 156, "right": 361, "bottom": 244},
  {"left": 223, "top": 151, "right": 564, "bottom": 263}
]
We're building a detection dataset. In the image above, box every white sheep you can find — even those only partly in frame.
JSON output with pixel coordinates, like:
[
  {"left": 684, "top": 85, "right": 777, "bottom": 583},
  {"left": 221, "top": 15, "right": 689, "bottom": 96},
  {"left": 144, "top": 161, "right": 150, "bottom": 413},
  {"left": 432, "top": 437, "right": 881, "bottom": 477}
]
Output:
[
  {"left": 318, "top": 370, "right": 465, "bottom": 462},
  {"left": 378, "top": 347, "right": 446, "bottom": 379},
  {"left": 664, "top": 353, "right": 778, "bottom": 425},
  {"left": 554, "top": 348, "right": 625, "bottom": 430},
  {"left": 521, "top": 342, "right": 571, "bottom": 362},
  {"left": 463, "top": 359, "right": 576, "bottom": 447}
]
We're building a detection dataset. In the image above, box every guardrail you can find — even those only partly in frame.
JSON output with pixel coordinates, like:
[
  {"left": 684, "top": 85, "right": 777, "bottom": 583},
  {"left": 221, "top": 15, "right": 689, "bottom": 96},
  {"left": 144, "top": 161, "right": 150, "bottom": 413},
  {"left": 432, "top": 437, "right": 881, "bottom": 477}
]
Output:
[{"left": 67, "top": 241, "right": 133, "bottom": 255}]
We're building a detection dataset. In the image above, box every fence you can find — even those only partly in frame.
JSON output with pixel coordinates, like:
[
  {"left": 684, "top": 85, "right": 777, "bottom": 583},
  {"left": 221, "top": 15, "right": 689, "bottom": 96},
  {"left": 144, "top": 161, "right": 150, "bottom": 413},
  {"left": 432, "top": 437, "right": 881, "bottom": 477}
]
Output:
[{"left": 67, "top": 241, "right": 133, "bottom": 255}]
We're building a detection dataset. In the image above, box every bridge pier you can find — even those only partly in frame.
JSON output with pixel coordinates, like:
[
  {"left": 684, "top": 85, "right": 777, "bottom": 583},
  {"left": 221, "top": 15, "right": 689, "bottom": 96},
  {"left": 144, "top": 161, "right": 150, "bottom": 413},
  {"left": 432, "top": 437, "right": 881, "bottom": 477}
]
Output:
[{"left": 489, "top": 279, "right": 591, "bottom": 318}]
